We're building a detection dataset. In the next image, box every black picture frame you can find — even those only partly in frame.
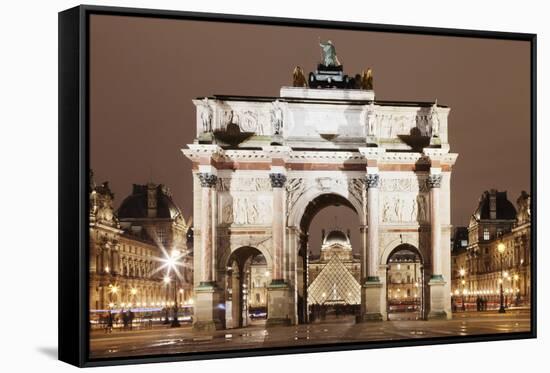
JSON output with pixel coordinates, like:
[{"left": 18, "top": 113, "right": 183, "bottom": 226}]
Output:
[{"left": 58, "top": 4, "right": 537, "bottom": 367}]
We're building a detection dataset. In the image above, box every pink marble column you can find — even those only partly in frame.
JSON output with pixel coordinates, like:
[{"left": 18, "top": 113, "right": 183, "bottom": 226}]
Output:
[
  {"left": 198, "top": 172, "right": 217, "bottom": 285},
  {"left": 360, "top": 226, "right": 368, "bottom": 281},
  {"left": 366, "top": 173, "right": 380, "bottom": 282},
  {"left": 428, "top": 173, "right": 443, "bottom": 278},
  {"left": 270, "top": 173, "right": 286, "bottom": 282}
]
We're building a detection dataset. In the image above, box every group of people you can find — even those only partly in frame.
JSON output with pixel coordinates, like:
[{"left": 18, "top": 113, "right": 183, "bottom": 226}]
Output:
[
  {"left": 102, "top": 309, "right": 137, "bottom": 333},
  {"left": 475, "top": 296, "right": 489, "bottom": 311},
  {"left": 451, "top": 296, "right": 491, "bottom": 312},
  {"left": 308, "top": 304, "right": 359, "bottom": 322}
]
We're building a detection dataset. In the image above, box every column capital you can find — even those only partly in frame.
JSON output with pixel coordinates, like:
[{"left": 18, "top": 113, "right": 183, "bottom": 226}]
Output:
[
  {"left": 365, "top": 174, "right": 380, "bottom": 189},
  {"left": 427, "top": 174, "right": 443, "bottom": 189},
  {"left": 197, "top": 172, "right": 218, "bottom": 188},
  {"left": 269, "top": 173, "right": 287, "bottom": 188}
]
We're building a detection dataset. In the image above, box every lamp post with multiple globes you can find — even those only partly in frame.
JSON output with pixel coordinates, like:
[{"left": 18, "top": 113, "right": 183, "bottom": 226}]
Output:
[{"left": 497, "top": 242, "right": 506, "bottom": 313}]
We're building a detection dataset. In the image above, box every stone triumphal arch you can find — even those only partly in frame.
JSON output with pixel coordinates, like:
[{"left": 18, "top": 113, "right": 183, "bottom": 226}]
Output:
[{"left": 183, "top": 84, "right": 458, "bottom": 330}]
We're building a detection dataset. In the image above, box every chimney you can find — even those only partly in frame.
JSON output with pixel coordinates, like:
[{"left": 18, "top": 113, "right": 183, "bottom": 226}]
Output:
[
  {"left": 489, "top": 189, "right": 497, "bottom": 220},
  {"left": 147, "top": 182, "right": 157, "bottom": 218}
]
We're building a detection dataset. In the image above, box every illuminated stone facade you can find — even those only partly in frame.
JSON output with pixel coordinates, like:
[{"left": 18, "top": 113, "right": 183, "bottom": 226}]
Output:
[
  {"left": 89, "top": 174, "right": 193, "bottom": 312},
  {"left": 451, "top": 190, "right": 531, "bottom": 305},
  {"left": 386, "top": 248, "right": 424, "bottom": 319}
]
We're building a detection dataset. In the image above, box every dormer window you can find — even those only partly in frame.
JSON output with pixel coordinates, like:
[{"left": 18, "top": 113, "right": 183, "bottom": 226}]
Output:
[{"left": 483, "top": 228, "right": 490, "bottom": 241}]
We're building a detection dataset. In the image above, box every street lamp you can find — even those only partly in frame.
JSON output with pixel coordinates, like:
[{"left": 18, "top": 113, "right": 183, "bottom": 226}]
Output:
[
  {"left": 459, "top": 268, "right": 466, "bottom": 312},
  {"left": 513, "top": 273, "right": 520, "bottom": 305},
  {"left": 108, "top": 283, "right": 119, "bottom": 310},
  {"left": 167, "top": 249, "right": 181, "bottom": 328},
  {"left": 163, "top": 275, "right": 171, "bottom": 324},
  {"left": 157, "top": 246, "right": 186, "bottom": 327},
  {"left": 497, "top": 242, "right": 506, "bottom": 313},
  {"left": 130, "top": 287, "right": 137, "bottom": 308}
]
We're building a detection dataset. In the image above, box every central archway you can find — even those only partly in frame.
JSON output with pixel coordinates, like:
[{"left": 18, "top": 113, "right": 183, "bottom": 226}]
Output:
[{"left": 295, "top": 193, "right": 362, "bottom": 324}]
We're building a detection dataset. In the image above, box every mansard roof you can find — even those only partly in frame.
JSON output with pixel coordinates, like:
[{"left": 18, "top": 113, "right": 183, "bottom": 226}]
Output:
[
  {"left": 118, "top": 183, "right": 182, "bottom": 220},
  {"left": 452, "top": 226, "right": 469, "bottom": 253},
  {"left": 472, "top": 189, "right": 517, "bottom": 221}
]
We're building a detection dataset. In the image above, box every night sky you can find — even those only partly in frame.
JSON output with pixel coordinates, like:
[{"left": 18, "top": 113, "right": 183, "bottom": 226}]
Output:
[{"left": 89, "top": 15, "right": 531, "bottom": 254}]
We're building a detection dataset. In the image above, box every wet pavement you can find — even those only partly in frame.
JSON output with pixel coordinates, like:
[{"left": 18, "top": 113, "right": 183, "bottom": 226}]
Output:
[{"left": 89, "top": 309, "right": 530, "bottom": 359}]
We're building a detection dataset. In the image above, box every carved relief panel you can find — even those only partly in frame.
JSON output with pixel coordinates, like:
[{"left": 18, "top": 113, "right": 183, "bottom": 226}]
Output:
[
  {"left": 379, "top": 177, "right": 429, "bottom": 224},
  {"left": 212, "top": 102, "right": 273, "bottom": 136},
  {"left": 218, "top": 177, "right": 273, "bottom": 226}
]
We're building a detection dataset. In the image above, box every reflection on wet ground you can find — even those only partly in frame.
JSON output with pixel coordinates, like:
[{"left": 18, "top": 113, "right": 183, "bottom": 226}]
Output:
[{"left": 90, "top": 309, "right": 530, "bottom": 359}]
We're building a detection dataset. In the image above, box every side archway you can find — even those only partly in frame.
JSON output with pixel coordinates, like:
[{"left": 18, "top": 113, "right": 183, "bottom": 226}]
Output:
[
  {"left": 224, "top": 246, "right": 268, "bottom": 328},
  {"left": 385, "top": 243, "right": 425, "bottom": 320}
]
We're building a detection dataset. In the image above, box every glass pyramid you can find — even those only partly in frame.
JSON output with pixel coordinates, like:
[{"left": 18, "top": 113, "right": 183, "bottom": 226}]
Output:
[{"left": 307, "top": 254, "right": 361, "bottom": 305}]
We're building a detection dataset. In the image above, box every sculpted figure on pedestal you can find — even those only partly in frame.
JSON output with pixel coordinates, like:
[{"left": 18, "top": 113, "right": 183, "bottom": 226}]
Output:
[
  {"left": 292, "top": 66, "right": 308, "bottom": 87},
  {"left": 360, "top": 67, "right": 374, "bottom": 90},
  {"left": 318, "top": 39, "right": 341, "bottom": 67},
  {"left": 271, "top": 100, "right": 284, "bottom": 135},
  {"left": 366, "top": 101, "right": 377, "bottom": 137},
  {"left": 199, "top": 98, "right": 213, "bottom": 132},
  {"left": 429, "top": 100, "right": 440, "bottom": 138}
]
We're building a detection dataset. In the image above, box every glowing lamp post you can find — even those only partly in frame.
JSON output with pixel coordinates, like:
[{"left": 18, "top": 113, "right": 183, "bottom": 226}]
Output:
[
  {"left": 156, "top": 246, "right": 186, "bottom": 327},
  {"left": 163, "top": 275, "right": 171, "bottom": 324},
  {"left": 167, "top": 249, "right": 181, "bottom": 328},
  {"left": 130, "top": 287, "right": 137, "bottom": 308},
  {"left": 497, "top": 242, "right": 506, "bottom": 313},
  {"left": 108, "top": 284, "right": 119, "bottom": 309},
  {"left": 513, "top": 273, "right": 520, "bottom": 304},
  {"left": 459, "top": 268, "right": 466, "bottom": 312}
]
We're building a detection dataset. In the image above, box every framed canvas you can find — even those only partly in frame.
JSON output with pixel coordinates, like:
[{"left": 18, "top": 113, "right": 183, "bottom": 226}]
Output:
[{"left": 58, "top": 4, "right": 537, "bottom": 367}]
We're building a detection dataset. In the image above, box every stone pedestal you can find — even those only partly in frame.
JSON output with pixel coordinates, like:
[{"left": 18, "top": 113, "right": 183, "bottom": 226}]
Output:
[
  {"left": 266, "top": 281, "right": 291, "bottom": 326},
  {"left": 428, "top": 277, "right": 449, "bottom": 320},
  {"left": 193, "top": 283, "right": 224, "bottom": 331},
  {"left": 198, "top": 132, "right": 214, "bottom": 143},
  {"left": 280, "top": 86, "right": 375, "bottom": 100},
  {"left": 358, "top": 280, "right": 383, "bottom": 322},
  {"left": 429, "top": 136, "right": 441, "bottom": 147},
  {"left": 366, "top": 135, "right": 378, "bottom": 146}
]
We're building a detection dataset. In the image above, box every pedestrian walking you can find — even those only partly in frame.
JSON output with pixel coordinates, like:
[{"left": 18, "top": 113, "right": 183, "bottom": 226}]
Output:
[{"left": 106, "top": 311, "right": 113, "bottom": 333}]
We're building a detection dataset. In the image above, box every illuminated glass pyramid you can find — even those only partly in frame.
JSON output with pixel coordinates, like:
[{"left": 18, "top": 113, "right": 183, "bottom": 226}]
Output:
[{"left": 308, "top": 254, "right": 361, "bottom": 305}]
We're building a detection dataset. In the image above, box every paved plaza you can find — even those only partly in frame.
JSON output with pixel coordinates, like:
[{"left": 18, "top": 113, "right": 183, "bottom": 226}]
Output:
[{"left": 90, "top": 309, "right": 530, "bottom": 358}]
